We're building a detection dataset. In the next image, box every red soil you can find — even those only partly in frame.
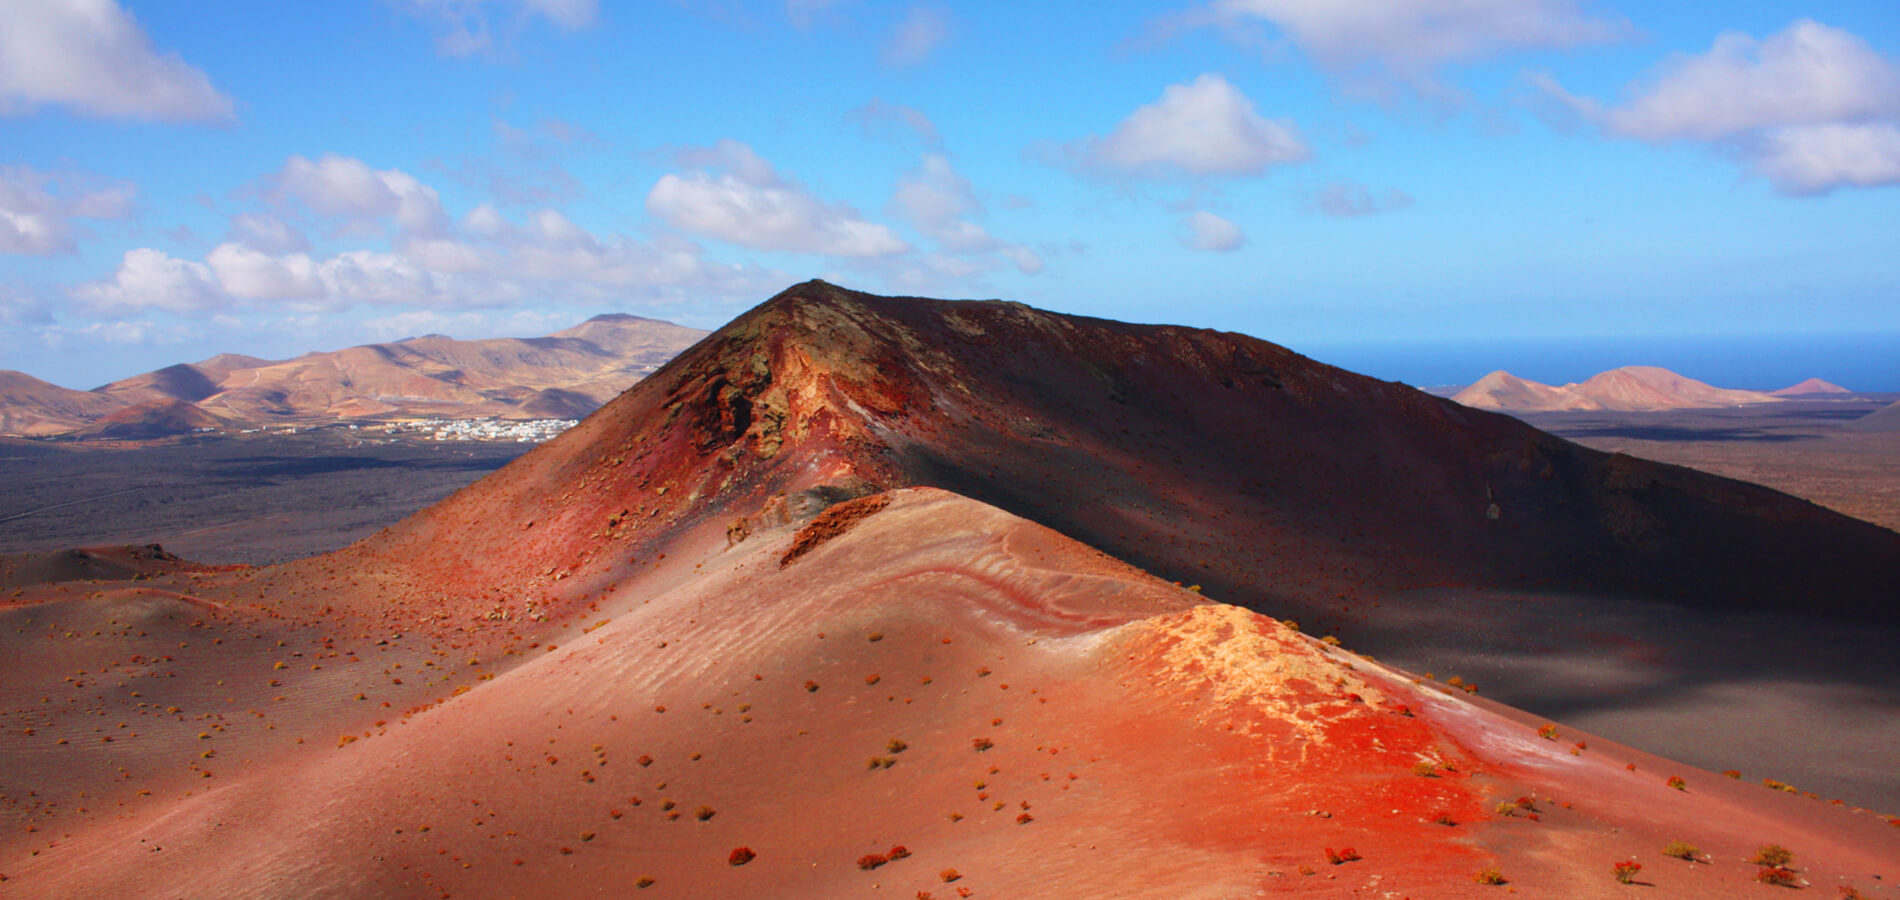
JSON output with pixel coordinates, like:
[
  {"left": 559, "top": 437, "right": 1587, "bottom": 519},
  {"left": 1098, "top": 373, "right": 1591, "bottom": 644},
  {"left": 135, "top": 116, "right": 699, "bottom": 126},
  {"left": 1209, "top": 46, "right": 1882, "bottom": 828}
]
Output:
[{"left": 3, "top": 282, "right": 1895, "bottom": 897}]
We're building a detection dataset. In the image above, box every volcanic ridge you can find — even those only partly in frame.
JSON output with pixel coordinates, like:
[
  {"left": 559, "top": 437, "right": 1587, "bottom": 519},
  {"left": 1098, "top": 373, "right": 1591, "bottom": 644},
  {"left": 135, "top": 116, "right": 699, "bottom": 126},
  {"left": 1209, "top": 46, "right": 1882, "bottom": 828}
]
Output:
[{"left": 3, "top": 281, "right": 1896, "bottom": 898}]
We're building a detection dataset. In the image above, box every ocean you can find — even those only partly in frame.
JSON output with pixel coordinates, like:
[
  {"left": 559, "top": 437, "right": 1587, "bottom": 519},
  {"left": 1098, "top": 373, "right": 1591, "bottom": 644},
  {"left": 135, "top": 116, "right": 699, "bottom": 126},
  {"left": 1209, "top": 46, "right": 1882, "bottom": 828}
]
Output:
[{"left": 1292, "top": 332, "right": 1900, "bottom": 394}]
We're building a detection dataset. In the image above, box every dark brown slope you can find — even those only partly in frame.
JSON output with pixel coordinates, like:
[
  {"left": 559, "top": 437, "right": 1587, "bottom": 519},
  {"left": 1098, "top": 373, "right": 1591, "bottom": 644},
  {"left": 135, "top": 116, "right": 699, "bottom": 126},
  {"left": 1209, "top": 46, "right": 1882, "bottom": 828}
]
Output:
[
  {"left": 69, "top": 398, "right": 236, "bottom": 440},
  {"left": 92, "top": 362, "right": 221, "bottom": 405},
  {"left": 325, "top": 281, "right": 1900, "bottom": 633}
]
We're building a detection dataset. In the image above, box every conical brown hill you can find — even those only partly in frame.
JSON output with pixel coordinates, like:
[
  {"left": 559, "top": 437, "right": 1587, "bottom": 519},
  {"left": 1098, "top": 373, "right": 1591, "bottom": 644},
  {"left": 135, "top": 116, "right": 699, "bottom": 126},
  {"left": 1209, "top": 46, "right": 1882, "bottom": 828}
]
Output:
[{"left": 313, "top": 280, "right": 1900, "bottom": 630}]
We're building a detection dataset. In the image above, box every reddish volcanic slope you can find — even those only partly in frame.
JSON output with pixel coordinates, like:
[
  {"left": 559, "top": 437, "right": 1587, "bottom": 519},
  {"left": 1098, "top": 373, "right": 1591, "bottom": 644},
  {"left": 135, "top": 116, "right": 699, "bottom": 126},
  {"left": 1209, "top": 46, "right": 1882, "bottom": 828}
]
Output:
[
  {"left": 4, "top": 490, "right": 1895, "bottom": 898},
  {"left": 4, "top": 282, "right": 1898, "bottom": 897},
  {"left": 348, "top": 281, "right": 1895, "bottom": 629}
]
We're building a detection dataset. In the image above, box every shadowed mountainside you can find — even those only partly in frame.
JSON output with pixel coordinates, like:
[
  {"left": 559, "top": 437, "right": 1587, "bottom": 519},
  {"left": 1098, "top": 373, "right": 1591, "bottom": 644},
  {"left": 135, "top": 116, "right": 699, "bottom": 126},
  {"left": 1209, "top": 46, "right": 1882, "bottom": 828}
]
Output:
[
  {"left": 352, "top": 281, "right": 1900, "bottom": 628},
  {"left": 4, "top": 282, "right": 1896, "bottom": 898},
  {"left": 0, "top": 370, "right": 125, "bottom": 436}
]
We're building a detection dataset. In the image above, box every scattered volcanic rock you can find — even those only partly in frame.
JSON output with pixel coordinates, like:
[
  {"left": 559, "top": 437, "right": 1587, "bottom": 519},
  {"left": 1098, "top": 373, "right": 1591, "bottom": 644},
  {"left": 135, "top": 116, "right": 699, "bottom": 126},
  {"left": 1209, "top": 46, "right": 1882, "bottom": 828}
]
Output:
[
  {"left": 3, "top": 282, "right": 1896, "bottom": 898},
  {"left": 5, "top": 489, "right": 1895, "bottom": 898},
  {"left": 1769, "top": 377, "right": 1850, "bottom": 396},
  {"left": 1454, "top": 365, "right": 1781, "bottom": 412}
]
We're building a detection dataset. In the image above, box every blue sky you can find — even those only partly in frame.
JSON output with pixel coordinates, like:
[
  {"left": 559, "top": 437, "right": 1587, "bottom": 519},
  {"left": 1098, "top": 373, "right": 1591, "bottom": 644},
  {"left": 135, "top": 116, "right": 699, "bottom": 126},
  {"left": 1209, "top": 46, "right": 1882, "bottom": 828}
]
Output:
[{"left": 2, "top": 0, "right": 1897, "bottom": 390}]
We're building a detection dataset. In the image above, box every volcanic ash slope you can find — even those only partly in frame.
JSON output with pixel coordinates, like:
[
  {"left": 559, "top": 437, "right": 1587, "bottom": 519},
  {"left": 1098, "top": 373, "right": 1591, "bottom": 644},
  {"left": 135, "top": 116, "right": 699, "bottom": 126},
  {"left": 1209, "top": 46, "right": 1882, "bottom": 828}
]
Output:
[{"left": 7, "top": 489, "right": 1894, "bottom": 899}]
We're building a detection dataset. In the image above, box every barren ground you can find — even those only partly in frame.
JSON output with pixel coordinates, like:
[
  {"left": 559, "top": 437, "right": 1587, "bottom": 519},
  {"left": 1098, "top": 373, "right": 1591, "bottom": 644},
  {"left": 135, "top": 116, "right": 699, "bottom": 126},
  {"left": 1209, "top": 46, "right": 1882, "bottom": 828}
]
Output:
[
  {"left": 0, "top": 432, "right": 530, "bottom": 565},
  {"left": 1522, "top": 396, "right": 1900, "bottom": 534}
]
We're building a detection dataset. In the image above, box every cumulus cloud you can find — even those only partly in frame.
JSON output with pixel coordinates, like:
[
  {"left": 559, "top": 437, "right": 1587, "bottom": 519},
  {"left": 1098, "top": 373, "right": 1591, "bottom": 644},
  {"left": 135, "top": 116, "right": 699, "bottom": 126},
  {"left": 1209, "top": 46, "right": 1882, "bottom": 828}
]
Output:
[
  {"left": 1537, "top": 20, "right": 1900, "bottom": 195},
  {"left": 1181, "top": 211, "right": 1246, "bottom": 252},
  {"left": 0, "top": 0, "right": 234, "bottom": 121},
  {"left": 0, "top": 165, "right": 134, "bottom": 255},
  {"left": 1310, "top": 181, "right": 1415, "bottom": 217},
  {"left": 273, "top": 154, "right": 449, "bottom": 236},
  {"left": 1753, "top": 123, "right": 1900, "bottom": 196},
  {"left": 205, "top": 243, "right": 325, "bottom": 301},
  {"left": 887, "top": 153, "right": 1042, "bottom": 274},
  {"left": 73, "top": 202, "right": 789, "bottom": 319},
  {"left": 72, "top": 248, "right": 222, "bottom": 316},
  {"left": 224, "top": 212, "right": 309, "bottom": 254},
  {"left": 647, "top": 139, "right": 909, "bottom": 257},
  {"left": 1065, "top": 74, "right": 1309, "bottom": 177},
  {"left": 883, "top": 7, "right": 950, "bottom": 67},
  {"left": 404, "top": 0, "right": 599, "bottom": 57},
  {"left": 1164, "top": 0, "right": 1625, "bottom": 102}
]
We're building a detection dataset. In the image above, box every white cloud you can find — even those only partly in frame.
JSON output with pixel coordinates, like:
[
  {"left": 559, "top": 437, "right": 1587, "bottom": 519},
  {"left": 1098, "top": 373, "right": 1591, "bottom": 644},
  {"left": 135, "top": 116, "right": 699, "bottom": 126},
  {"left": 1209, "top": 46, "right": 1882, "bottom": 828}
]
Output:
[
  {"left": 401, "top": 237, "right": 490, "bottom": 274},
  {"left": 1539, "top": 20, "right": 1900, "bottom": 196},
  {"left": 274, "top": 154, "right": 448, "bottom": 236},
  {"left": 1182, "top": 211, "right": 1246, "bottom": 252},
  {"left": 225, "top": 212, "right": 309, "bottom": 254},
  {"left": 530, "top": 208, "right": 593, "bottom": 248},
  {"left": 0, "top": 165, "right": 134, "bottom": 255},
  {"left": 887, "top": 153, "right": 1043, "bottom": 275},
  {"left": 1754, "top": 123, "right": 1900, "bottom": 196},
  {"left": 1067, "top": 74, "right": 1309, "bottom": 177},
  {"left": 647, "top": 140, "right": 909, "bottom": 257},
  {"left": 1310, "top": 181, "right": 1416, "bottom": 217},
  {"left": 891, "top": 154, "right": 980, "bottom": 245},
  {"left": 71, "top": 204, "right": 792, "bottom": 319},
  {"left": 1175, "top": 0, "right": 1625, "bottom": 101},
  {"left": 205, "top": 243, "right": 324, "bottom": 300},
  {"left": 404, "top": 0, "right": 599, "bottom": 57},
  {"left": 462, "top": 203, "right": 512, "bottom": 238},
  {"left": 1000, "top": 245, "right": 1044, "bottom": 275},
  {"left": 1588, "top": 21, "right": 1900, "bottom": 142},
  {"left": 883, "top": 7, "right": 950, "bottom": 67},
  {"left": 72, "top": 248, "right": 221, "bottom": 316},
  {"left": 0, "top": 0, "right": 233, "bottom": 121}
]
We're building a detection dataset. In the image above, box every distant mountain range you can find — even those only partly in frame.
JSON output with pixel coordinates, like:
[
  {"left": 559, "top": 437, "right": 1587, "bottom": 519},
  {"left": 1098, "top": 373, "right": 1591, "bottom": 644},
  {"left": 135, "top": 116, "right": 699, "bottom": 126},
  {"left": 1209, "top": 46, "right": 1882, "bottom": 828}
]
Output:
[
  {"left": 1452, "top": 365, "right": 1846, "bottom": 412},
  {"left": 0, "top": 314, "right": 708, "bottom": 438}
]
